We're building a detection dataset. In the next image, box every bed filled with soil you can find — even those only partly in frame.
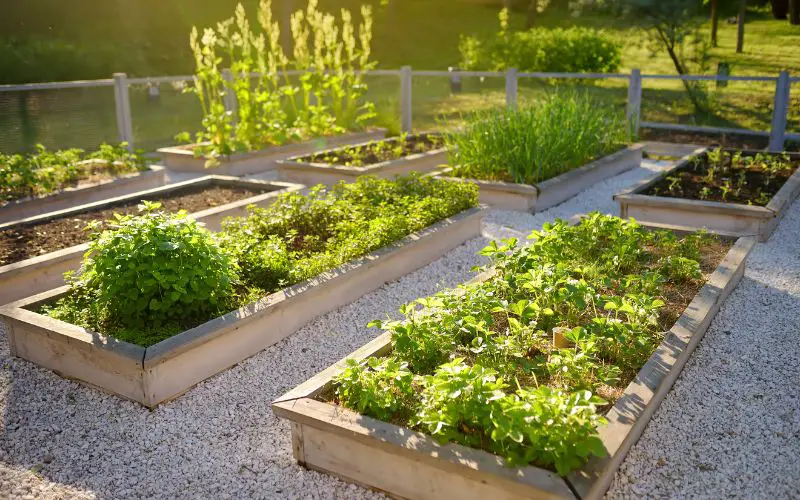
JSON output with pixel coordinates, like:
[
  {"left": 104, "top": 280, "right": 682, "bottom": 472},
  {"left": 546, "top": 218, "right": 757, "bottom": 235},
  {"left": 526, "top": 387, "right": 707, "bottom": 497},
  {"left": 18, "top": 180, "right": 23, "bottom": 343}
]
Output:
[
  {"left": 0, "top": 185, "right": 267, "bottom": 266},
  {"left": 645, "top": 151, "right": 799, "bottom": 205},
  {"left": 290, "top": 133, "right": 443, "bottom": 167}
]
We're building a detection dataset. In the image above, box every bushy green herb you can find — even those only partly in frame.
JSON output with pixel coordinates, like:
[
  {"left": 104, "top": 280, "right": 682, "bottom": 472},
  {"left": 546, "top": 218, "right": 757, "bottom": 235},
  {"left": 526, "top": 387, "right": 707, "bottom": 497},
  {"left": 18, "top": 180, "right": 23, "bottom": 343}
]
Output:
[
  {"left": 43, "top": 175, "right": 478, "bottom": 347},
  {"left": 334, "top": 214, "right": 722, "bottom": 475},
  {"left": 44, "top": 203, "right": 239, "bottom": 344},
  {"left": 459, "top": 9, "right": 621, "bottom": 74},
  {"left": 443, "top": 92, "right": 632, "bottom": 185},
  {"left": 181, "top": 0, "right": 377, "bottom": 162},
  {"left": 219, "top": 174, "right": 478, "bottom": 291},
  {"left": 0, "top": 142, "right": 147, "bottom": 205}
]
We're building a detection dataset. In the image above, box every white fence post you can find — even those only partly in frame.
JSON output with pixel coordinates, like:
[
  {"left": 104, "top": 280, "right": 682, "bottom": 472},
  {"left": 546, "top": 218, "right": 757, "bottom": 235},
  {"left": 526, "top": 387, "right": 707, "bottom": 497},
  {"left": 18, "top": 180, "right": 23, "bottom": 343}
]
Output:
[
  {"left": 505, "top": 68, "right": 518, "bottom": 109},
  {"left": 768, "top": 71, "right": 790, "bottom": 152},
  {"left": 222, "top": 68, "right": 238, "bottom": 126},
  {"left": 113, "top": 73, "right": 134, "bottom": 149},
  {"left": 626, "top": 69, "right": 642, "bottom": 136},
  {"left": 400, "top": 66, "right": 413, "bottom": 133}
]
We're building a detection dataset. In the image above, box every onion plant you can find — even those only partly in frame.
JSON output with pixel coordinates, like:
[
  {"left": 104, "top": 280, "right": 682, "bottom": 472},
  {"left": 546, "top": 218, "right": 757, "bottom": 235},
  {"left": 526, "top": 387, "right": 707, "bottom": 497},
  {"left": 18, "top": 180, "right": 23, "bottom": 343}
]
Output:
[{"left": 443, "top": 91, "right": 633, "bottom": 185}]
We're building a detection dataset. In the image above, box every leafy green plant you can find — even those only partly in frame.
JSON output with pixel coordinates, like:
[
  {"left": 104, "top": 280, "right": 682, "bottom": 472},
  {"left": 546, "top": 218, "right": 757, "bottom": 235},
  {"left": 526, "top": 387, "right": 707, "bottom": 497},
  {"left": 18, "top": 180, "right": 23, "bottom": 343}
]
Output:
[
  {"left": 43, "top": 175, "right": 478, "bottom": 346},
  {"left": 45, "top": 203, "right": 238, "bottom": 344},
  {"left": 181, "top": 0, "right": 377, "bottom": 162},
  {"left": 443, "top": 91, "right": 632, "bottom": 185},
  {"left": 333, "top": 214, "right": 723, "bottom": 475},
  {"left": 459, "top": 9, "right": 621, "bottom": 74},
  {"left": 293, "top": 133, "right": 443, "bottom": 167},
  {"left": 0, "top": 143, "right": 147, "bottom": 205}
]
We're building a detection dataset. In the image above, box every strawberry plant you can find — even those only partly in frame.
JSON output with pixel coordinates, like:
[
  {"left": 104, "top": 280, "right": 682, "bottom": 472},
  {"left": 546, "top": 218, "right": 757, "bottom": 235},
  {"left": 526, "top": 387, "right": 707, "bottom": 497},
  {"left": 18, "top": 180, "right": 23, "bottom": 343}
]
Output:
[{"left": 333, "top": 214, "right": 725, "bottom": 475}]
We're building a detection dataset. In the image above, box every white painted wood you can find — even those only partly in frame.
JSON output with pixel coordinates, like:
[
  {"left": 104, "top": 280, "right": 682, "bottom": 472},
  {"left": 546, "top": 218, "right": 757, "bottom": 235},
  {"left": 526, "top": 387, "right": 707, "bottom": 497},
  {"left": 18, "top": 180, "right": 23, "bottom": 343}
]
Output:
[
  {"left": 0, "top": 178, "right": 301, "bottom": 305},
  {"left": 0, "top": 165, "right": 166, "bottom": 224},
  {"left": 273, "top": 234, "right": 753, "bottom": 500},
  {"left": 505, "top": 68, "right": 518, "bottom": 109},
  {"left": 626, "top": 69, "right": 642, "bottom": 134},
  {"left": 113, "top": 73, "right": 134, "bottom": 149},
  {"left": 276, "top": 135, "right": 447, "bottom": 186},
  {"left": 400, "top": 66, "right": 413, "bottom": 133},
  {"left": 0, "top": 207, "right": 483, "bottom": 406},
  {"left": 158, "top": 129, "right": 387, "bottom": 175},
  {"left": 768, "top": 71, "right": 790, "bottom": 152}
]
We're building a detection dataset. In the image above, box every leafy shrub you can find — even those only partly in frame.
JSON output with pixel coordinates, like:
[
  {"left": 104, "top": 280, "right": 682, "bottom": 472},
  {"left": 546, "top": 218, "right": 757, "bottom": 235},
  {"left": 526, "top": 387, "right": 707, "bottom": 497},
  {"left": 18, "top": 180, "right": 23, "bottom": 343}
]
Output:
[
  {"left": 46, "top": 203, "right": 238, "bottom": 344},
  {"left": 0, "top": 38, "right": 118, "bottom": 84},
  {"left": 45, "top": 175, "right": 478, "bottom": 346},
  {"left": 459, "top": 9, "right": 621, "bottom": 74},
  {"left": 182, "top": 0, "right": 377, "bottom": 161},
  {"left": 444, "top": 91, "right": 632, "bottom": 185},
  {"left": 334, "top": 214, "right": 722, "bottom": 474},
  {"left": 0, "top": 143, "right": 147, "bottom": 205},
  {"left": 220, "top": 174, "right": 478, "bottom": 292}
]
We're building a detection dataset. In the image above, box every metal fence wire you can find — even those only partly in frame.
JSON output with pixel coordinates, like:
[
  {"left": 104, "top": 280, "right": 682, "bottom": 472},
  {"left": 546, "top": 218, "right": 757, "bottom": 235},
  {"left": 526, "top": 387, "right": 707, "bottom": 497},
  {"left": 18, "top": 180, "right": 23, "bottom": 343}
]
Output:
[{"left": 0, "top": 69, "right": 796, "bottom": 154}]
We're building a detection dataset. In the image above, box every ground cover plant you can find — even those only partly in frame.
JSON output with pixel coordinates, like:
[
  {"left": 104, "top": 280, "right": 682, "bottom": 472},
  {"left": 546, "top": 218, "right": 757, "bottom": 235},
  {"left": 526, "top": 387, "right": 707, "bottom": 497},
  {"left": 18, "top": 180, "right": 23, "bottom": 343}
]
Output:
[
  {"left": 329, "top": 213, "right": 730, "bottom": 476},
  {"left": 646, "top": 149, "right": 799, "bottom": 206},
  {"left": 289, "top": 133, "right": 444, "bottom": 167},
  {"left": 459, "top": 9, "right": 621, "bottom": 74},
  {"left": 0, "top": 143, "right": 147, "bottom": 205},
  {"left": 179, "top": 0, "right": 378, "bottom": 163},
  {"left": 43, "top": 175, "right": 478, "bottom": 347},
  {"left": 443, "top": 91, "right": 632, "bottom": 185}
]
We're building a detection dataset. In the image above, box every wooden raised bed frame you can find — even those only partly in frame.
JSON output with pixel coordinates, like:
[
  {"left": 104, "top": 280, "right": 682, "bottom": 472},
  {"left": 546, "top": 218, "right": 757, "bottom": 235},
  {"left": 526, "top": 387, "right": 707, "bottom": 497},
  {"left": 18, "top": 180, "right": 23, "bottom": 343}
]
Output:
[
  {"left": 615, "top": 149, "right": 800, "bottom": 242},
  {"left": 276, "top": 134, "right": 447, "bottom": 186},
  {"left": 272, "top": 231, "right": 755, "bottom": 500},
  {"left": 0, "top": 176, "right": 304, "bottom": 306},
  {"left": 435, "top": 144, "right": 643, "bottom": 212},
  {"left": 0, "top": 207, "right": 484, "bottom": 407},
  {"left": 158, "top": 129, "right": 386, "bottom": 176},
  {"left": 0, "top": 164, "right": 166, "bottom": 224}
]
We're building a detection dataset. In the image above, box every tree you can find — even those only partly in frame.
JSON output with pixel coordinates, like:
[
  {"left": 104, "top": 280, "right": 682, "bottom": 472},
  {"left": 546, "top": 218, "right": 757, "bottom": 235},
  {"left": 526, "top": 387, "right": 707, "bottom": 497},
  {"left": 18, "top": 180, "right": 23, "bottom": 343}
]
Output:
[
  {"left": 790, "top": 0, "right": 800, "bottom": 24},
  {"left": 572, "top": 0, "right": 710, "bottom": 112},
  {"left": 709, "top": 0, "right": 719, "bottom": 47},
  {"left": 736, "top": 0, "right": 747, "bottom": 53},
  {"left": 771, "top": 0, "right": 789, "bottom": 19}
]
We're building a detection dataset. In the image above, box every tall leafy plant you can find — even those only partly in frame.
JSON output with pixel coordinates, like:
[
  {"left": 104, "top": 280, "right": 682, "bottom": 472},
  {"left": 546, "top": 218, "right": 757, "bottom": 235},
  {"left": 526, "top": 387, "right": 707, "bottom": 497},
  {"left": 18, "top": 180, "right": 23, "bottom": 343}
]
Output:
[{"left": 181, "top": 0, "right": 377, "bottom": 163}]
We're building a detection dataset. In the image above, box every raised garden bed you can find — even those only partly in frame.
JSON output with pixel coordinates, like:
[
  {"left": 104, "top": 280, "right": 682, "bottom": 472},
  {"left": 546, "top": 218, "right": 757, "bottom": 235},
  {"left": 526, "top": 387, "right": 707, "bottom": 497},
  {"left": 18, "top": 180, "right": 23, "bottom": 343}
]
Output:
[
  {"left": 0, "top": 176, "right": 302, "bottom": 306},
  {"left": 615, "top": 148, "right": 800, "bottom": 242},
  {"left": 273, "top": 216, "right": 754, "bottom": 500},
  {"left": 0, "top": 201, "right": 483, "bottom": 407},
  {"left": 0, "top": 163, "right": 166, "bottom": 224},
  {"left": 158, "top": 129, "right": 387, "bottom": 176},
  {"left": 276, "top": 133, "right": 447, "bottom": 186},
  {"left": 436, "top": 145, "right": 643, "bottom": 212}
]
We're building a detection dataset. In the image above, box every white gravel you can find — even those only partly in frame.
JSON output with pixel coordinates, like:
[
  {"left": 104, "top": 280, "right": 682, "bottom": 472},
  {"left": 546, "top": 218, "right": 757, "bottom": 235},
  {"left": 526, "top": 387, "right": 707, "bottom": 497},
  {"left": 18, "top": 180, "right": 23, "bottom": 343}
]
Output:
[{"left": 1, "top": 157, "right": 796, "bottom": 499}]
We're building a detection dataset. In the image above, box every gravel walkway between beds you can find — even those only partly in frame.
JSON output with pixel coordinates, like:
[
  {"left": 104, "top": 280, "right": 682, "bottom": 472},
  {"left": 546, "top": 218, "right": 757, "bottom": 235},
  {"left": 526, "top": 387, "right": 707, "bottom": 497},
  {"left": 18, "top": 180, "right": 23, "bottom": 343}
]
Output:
[{"left": 0, "top": 157, "right": 794, "bottom": 499}]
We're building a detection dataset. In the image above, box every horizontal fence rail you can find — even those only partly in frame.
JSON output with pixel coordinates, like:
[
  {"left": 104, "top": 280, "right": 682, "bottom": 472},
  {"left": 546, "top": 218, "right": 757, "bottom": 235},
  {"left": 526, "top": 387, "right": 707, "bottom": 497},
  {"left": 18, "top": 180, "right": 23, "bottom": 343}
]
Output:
[{"left": 0, "top": 68, "right": 796, "bottom": 152}]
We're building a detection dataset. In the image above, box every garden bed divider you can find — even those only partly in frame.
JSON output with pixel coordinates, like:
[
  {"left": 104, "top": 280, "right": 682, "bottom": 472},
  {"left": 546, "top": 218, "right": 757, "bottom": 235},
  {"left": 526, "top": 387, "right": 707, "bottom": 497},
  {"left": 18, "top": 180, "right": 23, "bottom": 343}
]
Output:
[
  {"left": 275, "top": 134, "right": 447, "bottom": 186},
  {"left": 0, "top": 206, "right": 485, "bottom": 407},
  {"left": 0, "top": 164, "right": 166, "bottom": 224},
  {"left": 157, "top": 129, "right": 387, "bottom": 176},
  {"left": 0, "top": 176, "right": 304, "bottom": 306},
  {"left": 615, "top": 148, "right": 800, "bottom": 242},
  {"left": 272, "top": 227, "right": 755, "bottom": 500},
  {"left": 434, "top": 144, "right": 643, "bottom": 212}
]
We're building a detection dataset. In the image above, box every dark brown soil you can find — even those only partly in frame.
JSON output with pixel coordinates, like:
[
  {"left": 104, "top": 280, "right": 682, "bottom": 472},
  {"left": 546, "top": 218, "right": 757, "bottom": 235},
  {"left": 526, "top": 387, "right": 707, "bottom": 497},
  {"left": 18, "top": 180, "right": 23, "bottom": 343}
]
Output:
[
  {"left": 293, "top": 133, "right": 443, "bottom": 167},
  {"left": 641, "top": 128, "right": 800, "bottom": 152},
  {"left": 645, "top": 150, "right": 799, "bottom": 205},
  {"left": 0, "top": 185, "right": 266, "bottom": 266}
]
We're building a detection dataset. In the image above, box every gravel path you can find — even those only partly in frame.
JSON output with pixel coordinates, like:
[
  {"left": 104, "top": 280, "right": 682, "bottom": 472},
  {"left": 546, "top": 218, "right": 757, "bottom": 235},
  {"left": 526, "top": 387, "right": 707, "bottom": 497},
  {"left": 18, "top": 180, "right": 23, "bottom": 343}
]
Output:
[{"left": 1, "top": 157, "right": 796, "bottom": 499}]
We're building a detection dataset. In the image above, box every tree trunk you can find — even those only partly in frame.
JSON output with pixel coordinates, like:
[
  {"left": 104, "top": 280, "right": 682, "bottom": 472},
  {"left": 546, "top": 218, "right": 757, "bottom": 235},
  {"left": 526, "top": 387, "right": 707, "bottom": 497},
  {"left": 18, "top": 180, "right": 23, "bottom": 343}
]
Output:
[
  {"left": 790, "top": 0, "right": 800, "bottom": 24},
  {"left": 662, "top": 40, "right": 707, "bottom": 113},
  {"left": 736, "top": 0, "right": 747, "bottom": 54},
  {"left": 771, "top": 0, "right": 789, "bottom": 19},
  {"left": 710, "top": 0, "right": 719, "bottom": 47}
]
